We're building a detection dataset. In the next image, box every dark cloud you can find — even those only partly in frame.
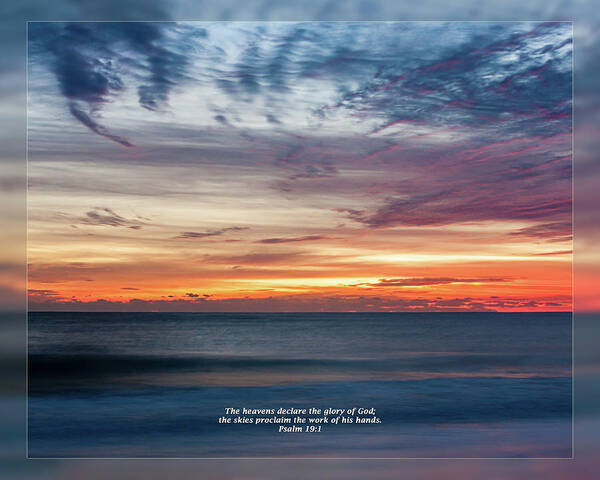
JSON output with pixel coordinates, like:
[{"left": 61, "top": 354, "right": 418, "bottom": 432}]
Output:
[
  {"left": 256, "top": 235, "right": 334, "bottom": 244},
  {"left": 288, "top": 164, "right": 338, "bottom": 181},
  {"left": 266, "top": 114, "right": 281, "bottom": 124},
  {"left": 29, "top": 22, "right": 194, "bottom": 146},
  {"left": 323, "top": 22, "right": 572, "bottom": 138},
  {"left": 75, "top": 207, "right": 146, "bottom": 229},
  {"left": 32, "top": 23, "right": 121, "bottom": 102},
  {"left": 174, "top": 226, "right": 248, "bottom": 239},
  {"left": 214, "top": 114, "right": 229, "bottom": 125},
  {"left": 27, "top": 289, "right": 60, "bottom": 297},
  {"left": 120, "top": 22, "right": 193, "bottom": 112},
  {"left": 182, "top": 293, "right": 210, "bottom": 301},
  {"left": 68, "top": 103, "right": 133, "bottom": 147},
  {"left": 29, "top": 23, "right": 130, "bottom": 146}
]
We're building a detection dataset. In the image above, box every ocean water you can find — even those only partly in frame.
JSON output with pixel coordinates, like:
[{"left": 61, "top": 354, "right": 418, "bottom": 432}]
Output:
[{"left": 27, "top": 312, "right": 572, "bottom": 458}]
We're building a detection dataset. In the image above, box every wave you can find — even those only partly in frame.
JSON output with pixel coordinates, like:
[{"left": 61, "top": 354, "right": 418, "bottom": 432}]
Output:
[{"left": 28, "top": 350, "right": 570, "bottom": 393}]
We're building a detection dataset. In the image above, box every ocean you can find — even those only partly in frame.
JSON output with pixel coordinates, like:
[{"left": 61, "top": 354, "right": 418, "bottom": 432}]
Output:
[{"left": 27, "top": 312, "right": 572, "bottom": 458}]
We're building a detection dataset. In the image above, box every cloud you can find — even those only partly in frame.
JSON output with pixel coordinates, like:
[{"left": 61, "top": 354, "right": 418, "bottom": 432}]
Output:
[
  {"left": 29, "top": 22, "right": 194, "bottom": 146},
  {"left": 266, "top": 114, "right": 281, "bottom": 124},
  {"left": 27, "top": 292, "right": 570, "bottom": 313},
  {"left": 256, "top": 235, "right": 334, "bottom": 244},
  {"left": 325, "top": 22, "right": 572, "bottom": 138},
  {"left": 358, "top": 194, "right": 569, "bottom": 228},
  {"left": 126, "top": 23, "right": 193, "bottom": 112},
  {"left": 355, "top": 277, "right": 507, "bottom": 288},
  {"left": 182, "top": 293, "right": 211, "bottom": 300},
  {"left": 214, "top": 114, "right": 229, "bottom": 125},
  {"left": 333, "top": 132, "right": 571, "bottom": 230},
  {"left": 197, "top": 22, "right": 565, "bottom": 148},
  {"left": 68, "top": 103, "right": 133, "bottom": 147},
  {"left": 27, "top": 289, "right": 60, "bottom": 297},
  {"left": 333, "top": 208, "right": 365, "bottom": 223},
  {"left": 211, "top": 252, "right": 308, "bottom": 266},
  {"left": 288, "top": 164, "right": 338, "bottom": 181},
  {"left": 510, "top": 221, "right": 572, "bottom": 242},
  {"left": 75, "top": 207, "right": 146, "bottom": 229},
  {"left": 27, "top": 262, "right": 97, "bottom": 285},
  {"left": 532, "top": 250, "right": 572, "bottom": 256},
  {"left": 174, "top": 226, "right": 248, "bottom": 239},
  {"left": 29, "top": 23, "right": 131, "bottom": 147}
]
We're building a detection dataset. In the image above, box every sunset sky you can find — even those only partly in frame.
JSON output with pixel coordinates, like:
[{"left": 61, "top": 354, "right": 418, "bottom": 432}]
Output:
[{"left": 26, "top": 21, "right": 572, "bottom": 312}]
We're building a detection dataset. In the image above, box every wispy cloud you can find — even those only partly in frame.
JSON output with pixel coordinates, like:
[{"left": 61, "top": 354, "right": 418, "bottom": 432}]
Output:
[
  {"left": 174, "top": 226, "right": 248, "bottom": 239},
  {"left": 75, "top": 207, "right": 146, "bottom": 229},
  {"left": 532, "top": 250, "right": 572, "bottom": 256},
  {"left": 256, "top": 235, "right": 334, "bottom": 244},
  {"left": 510, "top": 221, "right": 572, "bottom": 242},
  {"left": 354, "top": 277, "right": 508, "bottom": 288},
  {"left": 27, "top": 289, "right": 60, "bottom": 297},
  {"left": 68, "top": 103, "right": 133, "bottom": 147}
]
